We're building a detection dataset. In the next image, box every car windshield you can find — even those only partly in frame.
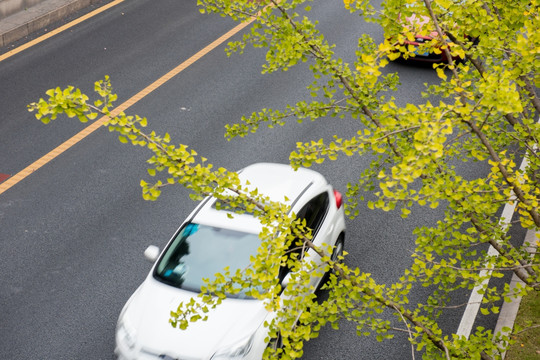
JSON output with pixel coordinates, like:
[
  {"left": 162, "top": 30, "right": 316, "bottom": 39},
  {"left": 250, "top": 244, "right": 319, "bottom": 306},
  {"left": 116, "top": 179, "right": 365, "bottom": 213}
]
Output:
[{"left": 154, "top": 223, "right": 260, "bottom": 297}]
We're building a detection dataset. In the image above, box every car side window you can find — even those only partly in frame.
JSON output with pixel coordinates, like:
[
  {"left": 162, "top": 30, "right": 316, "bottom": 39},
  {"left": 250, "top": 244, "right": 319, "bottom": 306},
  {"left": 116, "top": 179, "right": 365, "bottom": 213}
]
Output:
[
  {"left": 295, "top": 191, "right": 330, "bottom": 237},
  {"left": 279, "top": 192, "right": 330, "bottom": 284}
]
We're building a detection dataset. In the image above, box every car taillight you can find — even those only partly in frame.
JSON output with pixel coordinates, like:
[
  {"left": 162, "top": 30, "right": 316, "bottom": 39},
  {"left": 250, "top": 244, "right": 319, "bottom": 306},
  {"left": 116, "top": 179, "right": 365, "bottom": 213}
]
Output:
[{"left": 333, "top": 189, "right": 343, "bottom": 209}]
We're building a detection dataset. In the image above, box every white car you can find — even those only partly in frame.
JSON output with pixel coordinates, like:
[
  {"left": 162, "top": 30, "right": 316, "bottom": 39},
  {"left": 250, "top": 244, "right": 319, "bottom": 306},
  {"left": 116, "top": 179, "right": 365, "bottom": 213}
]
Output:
[{"left": 115, "top": 163, "right": 346, "bottom": 360}]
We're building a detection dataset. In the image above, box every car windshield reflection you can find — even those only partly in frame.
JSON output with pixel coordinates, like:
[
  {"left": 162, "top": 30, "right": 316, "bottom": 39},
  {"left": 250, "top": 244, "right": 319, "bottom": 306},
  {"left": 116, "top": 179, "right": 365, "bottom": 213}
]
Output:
[{"left": 154, "top": 223, "right": 261, "bottom": 298}]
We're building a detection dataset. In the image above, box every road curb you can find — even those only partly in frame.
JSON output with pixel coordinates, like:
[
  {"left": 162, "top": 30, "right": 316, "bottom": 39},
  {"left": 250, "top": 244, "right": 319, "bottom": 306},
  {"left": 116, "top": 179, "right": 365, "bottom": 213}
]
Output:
[{"left": 0, "top": 0, "right": 101, "bottom": 47}]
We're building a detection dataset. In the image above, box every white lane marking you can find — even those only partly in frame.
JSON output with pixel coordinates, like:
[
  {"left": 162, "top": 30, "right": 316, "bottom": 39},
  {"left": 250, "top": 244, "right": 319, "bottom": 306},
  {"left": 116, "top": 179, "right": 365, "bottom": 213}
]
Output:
[{"left": 457, "top": 144, "right": 534, "bottom": 337}]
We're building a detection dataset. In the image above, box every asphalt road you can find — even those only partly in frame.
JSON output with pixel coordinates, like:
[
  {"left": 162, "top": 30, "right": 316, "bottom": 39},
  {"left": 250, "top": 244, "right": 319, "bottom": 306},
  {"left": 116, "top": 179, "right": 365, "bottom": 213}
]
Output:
[{"left": 0, "top": 0, "right": 517, "bottom": 359}]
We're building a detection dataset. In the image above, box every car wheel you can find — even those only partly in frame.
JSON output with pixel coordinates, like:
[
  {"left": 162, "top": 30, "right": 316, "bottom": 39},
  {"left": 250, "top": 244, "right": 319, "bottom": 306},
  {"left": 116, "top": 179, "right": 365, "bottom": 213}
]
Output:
[{"left": 330, "top": 236, "right": 345, "bottom": 267}]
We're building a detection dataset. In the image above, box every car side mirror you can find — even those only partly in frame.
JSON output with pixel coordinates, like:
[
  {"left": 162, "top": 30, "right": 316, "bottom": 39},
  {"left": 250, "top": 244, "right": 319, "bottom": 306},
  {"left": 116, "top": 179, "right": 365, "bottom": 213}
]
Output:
[{"left": 144, "top": 245, "right": 160, "bottom": 263}]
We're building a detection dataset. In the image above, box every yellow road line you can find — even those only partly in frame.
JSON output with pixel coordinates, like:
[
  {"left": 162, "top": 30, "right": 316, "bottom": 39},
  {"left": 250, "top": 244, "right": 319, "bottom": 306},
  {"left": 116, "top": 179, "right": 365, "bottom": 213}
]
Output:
[
  {"left": 0, "top": 0, "right": 126, "bottom": 62},
  {"left": 0, "top": 19, "right": 255, "bottom": 196}
]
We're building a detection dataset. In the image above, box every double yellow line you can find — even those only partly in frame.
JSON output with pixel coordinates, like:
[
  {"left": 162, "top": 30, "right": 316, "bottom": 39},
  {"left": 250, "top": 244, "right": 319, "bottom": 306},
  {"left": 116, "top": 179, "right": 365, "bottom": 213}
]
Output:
[{"left": 0, "top": 1, "right": 255, "bottom": 195}]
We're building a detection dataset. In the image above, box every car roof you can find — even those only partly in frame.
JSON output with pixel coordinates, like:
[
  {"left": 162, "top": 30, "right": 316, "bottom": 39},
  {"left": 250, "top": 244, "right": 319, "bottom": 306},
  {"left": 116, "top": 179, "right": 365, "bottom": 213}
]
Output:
[
  {"left": 191, "top": 163, "right": 329, "bottom": 233},
  {"left": 238, "top": 163, "right": 327, "bottom": 202}
]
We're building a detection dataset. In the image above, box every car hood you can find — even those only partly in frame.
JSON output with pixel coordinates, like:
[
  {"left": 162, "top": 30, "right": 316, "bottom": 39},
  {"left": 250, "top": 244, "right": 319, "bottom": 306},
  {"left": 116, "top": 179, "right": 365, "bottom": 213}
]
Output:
[{"left": 124, "top": 277, "right": 269, "bottom": 359}]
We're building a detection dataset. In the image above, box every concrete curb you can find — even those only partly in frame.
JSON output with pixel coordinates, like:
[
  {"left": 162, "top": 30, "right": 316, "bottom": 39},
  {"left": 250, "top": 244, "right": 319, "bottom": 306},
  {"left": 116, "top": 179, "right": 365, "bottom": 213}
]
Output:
[{"left": 0, "top": 0, "right": 100, "bottom": 47}]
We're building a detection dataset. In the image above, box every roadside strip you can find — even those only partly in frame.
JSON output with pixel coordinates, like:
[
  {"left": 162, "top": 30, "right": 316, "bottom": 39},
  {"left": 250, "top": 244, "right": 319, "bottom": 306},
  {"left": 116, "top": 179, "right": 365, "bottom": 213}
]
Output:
[
  {"left": 494, "top": 229, "right": 538, "bottom": 359},
  {"left": 0, "top": 0, "right": 126, "bottom": 62},
  {"left": 0, "top": 19, "right": 256, "bottom": 196}
]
